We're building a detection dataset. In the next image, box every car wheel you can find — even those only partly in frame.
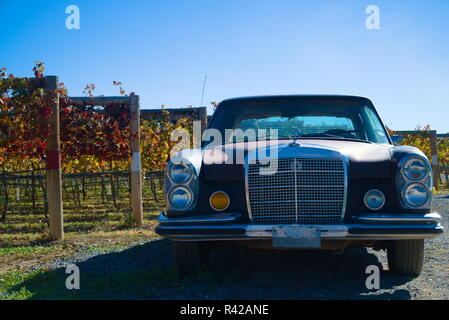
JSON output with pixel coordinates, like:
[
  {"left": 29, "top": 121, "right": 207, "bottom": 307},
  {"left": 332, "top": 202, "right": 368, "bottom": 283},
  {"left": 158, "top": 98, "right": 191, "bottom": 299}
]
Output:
[
  {"left": 387, "top": 239, "right": 424, "bottom": 276},
  {"left": 172, "top": 241, "right": 210, "bottom": 274}
]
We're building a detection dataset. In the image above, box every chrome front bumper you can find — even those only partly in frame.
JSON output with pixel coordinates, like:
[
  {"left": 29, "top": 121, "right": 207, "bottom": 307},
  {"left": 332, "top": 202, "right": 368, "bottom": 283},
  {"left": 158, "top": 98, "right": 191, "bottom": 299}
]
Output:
[{"left": 155, "top": 212, "right": 444, "bottom": 241}]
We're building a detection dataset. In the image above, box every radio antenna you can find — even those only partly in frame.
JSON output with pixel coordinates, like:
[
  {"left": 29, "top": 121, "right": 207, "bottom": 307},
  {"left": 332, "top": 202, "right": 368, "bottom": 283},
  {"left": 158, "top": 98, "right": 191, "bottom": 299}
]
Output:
[{"left": 200, "top": 75, "right": 207, "bottom": 107}]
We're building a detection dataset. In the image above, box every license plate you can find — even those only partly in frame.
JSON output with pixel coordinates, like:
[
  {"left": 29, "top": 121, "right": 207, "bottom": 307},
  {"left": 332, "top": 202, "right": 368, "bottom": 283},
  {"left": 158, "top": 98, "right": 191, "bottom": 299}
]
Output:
[{"left": 272, "top": 225, "right": 321, "bottom": 248}]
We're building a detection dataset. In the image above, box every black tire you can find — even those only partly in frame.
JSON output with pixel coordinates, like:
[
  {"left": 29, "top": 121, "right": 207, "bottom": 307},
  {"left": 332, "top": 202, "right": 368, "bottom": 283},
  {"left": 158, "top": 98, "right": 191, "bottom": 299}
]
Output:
[
  {"left": 172, "top": 241, "right": 210, "bottom": 274},
  {"left": 387, "top": 239, "right": 424, "bottom": 276}
]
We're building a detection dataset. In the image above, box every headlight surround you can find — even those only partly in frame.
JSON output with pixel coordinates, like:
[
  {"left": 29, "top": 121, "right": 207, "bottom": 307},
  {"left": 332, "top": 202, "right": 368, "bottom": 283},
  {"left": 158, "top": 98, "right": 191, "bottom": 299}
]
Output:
[
  {"left": 168, "top": 186, "right": 193, "bottom": 210},
  {"left": 401, "top": 156, "right": 429, "bottom": 180},
  {"left": 168, "top": 161, "right": 193, "bottom": 183},
  {"left": 396, "top": 154, "right": 432, "bottom": 210},
  {"left": 164, "top": 157, "right": 199, "bottom": 212},
  {"left": 402, "top": 182, "right": 429, "bottom": 208}
]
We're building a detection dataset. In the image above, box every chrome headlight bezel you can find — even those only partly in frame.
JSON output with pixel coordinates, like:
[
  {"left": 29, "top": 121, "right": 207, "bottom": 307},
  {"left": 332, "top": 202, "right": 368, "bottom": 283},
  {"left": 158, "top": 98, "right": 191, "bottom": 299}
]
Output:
[
  {"left": 396, "top": 154, "right": 433, "bottom": 210},
  {"left": 167, "top": 160, "right": 193, "bottom": 184},
  {"left": 401, "top": 182, "right": 431, "bottom": 208},
  {"left": 400, "top": 156, "right": 430, "bottom": 181},
  {"left": 168, "top": 185, "right": 194, "bottom": 210}
]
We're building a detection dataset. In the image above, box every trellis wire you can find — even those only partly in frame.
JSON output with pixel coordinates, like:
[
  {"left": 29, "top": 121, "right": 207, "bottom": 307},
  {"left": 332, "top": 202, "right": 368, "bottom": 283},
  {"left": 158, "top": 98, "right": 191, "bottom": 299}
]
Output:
[{"left": 0, "top": 170, "right": 164, "bottom": 221}]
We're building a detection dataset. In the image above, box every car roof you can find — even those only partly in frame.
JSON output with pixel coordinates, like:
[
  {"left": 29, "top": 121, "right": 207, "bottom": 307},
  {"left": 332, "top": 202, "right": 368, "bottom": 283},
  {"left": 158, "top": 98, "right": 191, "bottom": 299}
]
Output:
[{"left": 219, "top": 94, "right": 373, "bottom": 105}]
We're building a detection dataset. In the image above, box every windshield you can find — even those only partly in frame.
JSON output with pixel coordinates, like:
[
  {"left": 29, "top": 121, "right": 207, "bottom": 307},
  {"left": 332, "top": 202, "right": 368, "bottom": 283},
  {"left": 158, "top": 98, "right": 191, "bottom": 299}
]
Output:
[{"left": 208, "top": 97, "right": 391, "bottom": 144}]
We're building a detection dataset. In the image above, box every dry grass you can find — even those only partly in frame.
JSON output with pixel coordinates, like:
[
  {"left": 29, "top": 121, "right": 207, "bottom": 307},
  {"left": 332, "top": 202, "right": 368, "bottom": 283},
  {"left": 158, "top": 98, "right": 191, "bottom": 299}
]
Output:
[
  {"left": 0, "top": 187, "right": 163, "bottom": 277},
  {"left": 0, "top": 225, "right": 160, "bottom": 276}
]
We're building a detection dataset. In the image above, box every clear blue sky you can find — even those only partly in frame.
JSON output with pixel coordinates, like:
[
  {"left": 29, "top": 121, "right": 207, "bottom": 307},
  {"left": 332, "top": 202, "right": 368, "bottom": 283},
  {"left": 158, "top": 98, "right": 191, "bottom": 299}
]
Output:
[{"left": 1, "top": 0, "right": 448, "bottom": 132}]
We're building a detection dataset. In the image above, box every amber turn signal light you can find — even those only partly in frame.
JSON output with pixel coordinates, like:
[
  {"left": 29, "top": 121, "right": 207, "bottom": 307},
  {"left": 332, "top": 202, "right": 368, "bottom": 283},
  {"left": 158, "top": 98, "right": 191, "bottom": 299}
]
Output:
[{"left": 209, "top": 191, "right": 230, "bottom": 211}]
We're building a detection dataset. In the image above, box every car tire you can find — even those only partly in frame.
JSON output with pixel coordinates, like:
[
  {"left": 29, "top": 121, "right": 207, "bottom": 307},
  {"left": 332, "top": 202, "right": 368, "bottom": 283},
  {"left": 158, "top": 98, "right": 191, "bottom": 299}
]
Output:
[
  {"left": 172, "top": 241, "right": 209, "bottom": 274},
  {"left": 387, "top": 239, "right": 424, "bottom": 276}
]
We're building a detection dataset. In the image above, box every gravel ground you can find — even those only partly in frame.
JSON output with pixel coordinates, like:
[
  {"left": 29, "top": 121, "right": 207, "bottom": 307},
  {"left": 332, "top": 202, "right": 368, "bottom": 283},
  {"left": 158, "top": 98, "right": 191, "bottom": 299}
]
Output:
[{"left": 14, "top": 195, "right": 449, "bottom": 300}]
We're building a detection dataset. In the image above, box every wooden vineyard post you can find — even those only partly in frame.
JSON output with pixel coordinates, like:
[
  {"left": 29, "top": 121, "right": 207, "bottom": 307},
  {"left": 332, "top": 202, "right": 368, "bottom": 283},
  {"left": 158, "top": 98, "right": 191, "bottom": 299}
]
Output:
[
  {"left": 45, "top": 76, "right": 64, "bottom": 240},
  {"left": 430, "top": 130, "right": 439, "bottom": 190},
  {"left": 130, "top": 93, "right": 143, "bottom": 227}
]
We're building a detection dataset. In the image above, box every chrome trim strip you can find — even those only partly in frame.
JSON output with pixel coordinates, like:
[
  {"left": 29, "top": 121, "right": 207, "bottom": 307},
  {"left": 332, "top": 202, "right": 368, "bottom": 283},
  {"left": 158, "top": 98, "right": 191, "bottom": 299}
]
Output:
[
  {"left": 248, "top": 169, "right": 345, "bottom": 174},
  {"left": 255, "top": 214, "right": 346, "bottom": 218},
  {"left": 353, "top": 212, "right": 441, "bottom": 223},
  {"left": 341, "top": 155, "right": 349, "bottom": 222},
  {"left": 244, "top": 154, "right": 253, "bottom": 222},
  {"left": 158, "top": 212, "right": 441, "bottom": 225},
  {"left": 158, "top": 212, "right": 241, "bottom": 225},
  {"left": 249, "top": 185, "right": 344, "bottom": 189},
  {"left": 251, "top": 199, "right": 343, "bottom": 204}
]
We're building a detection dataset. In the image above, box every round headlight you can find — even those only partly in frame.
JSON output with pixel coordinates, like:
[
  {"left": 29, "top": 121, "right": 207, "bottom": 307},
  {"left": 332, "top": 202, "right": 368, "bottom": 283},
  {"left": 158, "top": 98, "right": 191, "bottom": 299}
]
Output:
[
  {"left": 401, "top": 156, "right": 429, "bottom": 180},
  {"left": 364, "top": 189, "right": 385, "bottom": 211},
  {"left": 169, "top": 162, "right": 193, "bottom": 183},
  {"left": 402, "top": 183, "right": 429, "bottom": 208},
  {"left": 168, "top": 186, "right": 193, "bottom": 210}
]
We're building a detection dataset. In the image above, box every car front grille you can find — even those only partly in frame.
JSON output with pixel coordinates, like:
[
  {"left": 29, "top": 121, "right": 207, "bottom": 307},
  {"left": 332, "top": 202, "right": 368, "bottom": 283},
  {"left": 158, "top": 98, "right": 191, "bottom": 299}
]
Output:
[{"left": 247, "top": 157, "right": 346, "bottom": 224}]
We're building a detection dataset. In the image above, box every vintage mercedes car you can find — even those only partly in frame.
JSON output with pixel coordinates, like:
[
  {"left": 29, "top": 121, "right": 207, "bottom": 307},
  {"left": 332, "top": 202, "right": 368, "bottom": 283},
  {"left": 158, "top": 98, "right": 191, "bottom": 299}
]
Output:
[{"left": 156, "top": 95, "right": 443, "bottom": 275}]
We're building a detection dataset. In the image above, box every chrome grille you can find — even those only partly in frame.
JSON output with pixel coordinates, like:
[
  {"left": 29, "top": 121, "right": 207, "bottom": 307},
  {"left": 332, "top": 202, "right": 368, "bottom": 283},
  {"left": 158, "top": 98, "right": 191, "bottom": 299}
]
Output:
[{"left": 247, "top": 157, "right": 345, "bottom": 224}]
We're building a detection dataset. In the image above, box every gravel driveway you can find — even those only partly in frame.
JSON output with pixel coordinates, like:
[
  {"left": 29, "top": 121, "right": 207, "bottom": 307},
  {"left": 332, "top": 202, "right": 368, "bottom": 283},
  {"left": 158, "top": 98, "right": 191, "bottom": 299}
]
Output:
[{"left": 12, "top": 195, "right": 449, "bottom": 300}]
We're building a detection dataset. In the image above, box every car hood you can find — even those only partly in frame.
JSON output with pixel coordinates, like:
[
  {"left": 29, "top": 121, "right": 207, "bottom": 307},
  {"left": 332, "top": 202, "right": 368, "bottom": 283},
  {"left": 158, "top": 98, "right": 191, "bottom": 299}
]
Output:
[{"left": 202, "top": 139, "right": 393, "bottom": 180}]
